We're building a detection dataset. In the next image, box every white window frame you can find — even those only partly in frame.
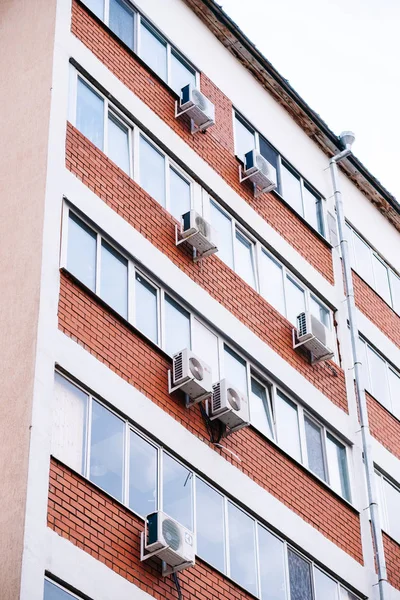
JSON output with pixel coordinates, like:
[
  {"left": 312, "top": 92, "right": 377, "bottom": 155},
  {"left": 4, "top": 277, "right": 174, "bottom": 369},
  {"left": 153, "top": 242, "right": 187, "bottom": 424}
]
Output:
[
  {"left": 233, "top": 110, "right": 326, "bottom": 236},
  {"left": 375, "top": 470, "right": 400, "bottom": 544},
  {"left": 360, "top": 336, "right": 400, "bottom": 418}
]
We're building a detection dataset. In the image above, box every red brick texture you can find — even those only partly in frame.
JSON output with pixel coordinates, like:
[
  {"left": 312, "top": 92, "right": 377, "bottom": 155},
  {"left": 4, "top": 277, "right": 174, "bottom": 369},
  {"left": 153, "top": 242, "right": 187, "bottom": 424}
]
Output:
[
  {"left": 367, "top": 392, "right": 400, "bottom": 461},
  {"left": 47, "top": 459, "right": 267, "bottom": 600},
  {"left": 353, "top": 272, "right": 400, "bottom": 349},
  {"left": 70, "top": 0, "right": 334, "bottom": 284},
  {"left": 66, "top": 124, "right": 348, "bottom": 412},
  {"left": 58, "top": 272, "right": 362, "bottom": 562},
  {"left": 383, "top": 533, "right": 400, "bottom": 591}
]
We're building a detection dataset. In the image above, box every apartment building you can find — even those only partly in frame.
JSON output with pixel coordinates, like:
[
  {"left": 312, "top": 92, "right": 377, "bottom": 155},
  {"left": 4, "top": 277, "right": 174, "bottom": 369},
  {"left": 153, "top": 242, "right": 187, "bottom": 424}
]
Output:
[{"left": 1, "top": 1, "right": 400, "bottom": 599}]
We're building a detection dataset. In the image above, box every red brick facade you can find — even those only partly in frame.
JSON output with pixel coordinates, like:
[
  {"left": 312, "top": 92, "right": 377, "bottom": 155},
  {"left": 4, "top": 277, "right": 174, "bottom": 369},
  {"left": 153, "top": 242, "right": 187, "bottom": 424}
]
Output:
[
  {"left": 65, "top": 123, "right": 348, "bottom": 412},
  {"left": 383, "top": 533, "right": 400, "bottom": 592},
  {"left": 367, "top": 393, "right": 400, "bottom": 461},
  {"left": 70, "top": 0, "right": 334, "bottom": 284},
  {"left": 58, "top": 272, "right": 362, "bottom": 562}
]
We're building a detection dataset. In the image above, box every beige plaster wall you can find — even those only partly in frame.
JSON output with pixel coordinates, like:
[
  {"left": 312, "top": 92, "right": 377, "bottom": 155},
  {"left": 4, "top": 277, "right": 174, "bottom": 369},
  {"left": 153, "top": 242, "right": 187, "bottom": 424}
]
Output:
[{"left": 0, "top": 1, "right": 57, "bottom": 597}]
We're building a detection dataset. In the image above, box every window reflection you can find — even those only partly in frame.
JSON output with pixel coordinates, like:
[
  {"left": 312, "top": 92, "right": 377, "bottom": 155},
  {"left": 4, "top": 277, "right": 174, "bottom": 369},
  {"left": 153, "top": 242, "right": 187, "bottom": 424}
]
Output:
[
  {"left": 162, "top": 454, "right": 193, "bottom": 530},
  {"left": 129, "top": 431, "right": 157, "bottom": 516},
  {"left": 196, "top": 479, "right": 225, "bottom": 572}
]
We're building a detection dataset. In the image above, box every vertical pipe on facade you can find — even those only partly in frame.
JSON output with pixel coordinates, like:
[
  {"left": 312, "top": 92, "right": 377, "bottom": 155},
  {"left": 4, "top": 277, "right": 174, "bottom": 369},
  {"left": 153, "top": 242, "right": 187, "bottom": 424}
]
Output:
[{"left": 330, "top": 150, "right": 388, "bottom": 600}]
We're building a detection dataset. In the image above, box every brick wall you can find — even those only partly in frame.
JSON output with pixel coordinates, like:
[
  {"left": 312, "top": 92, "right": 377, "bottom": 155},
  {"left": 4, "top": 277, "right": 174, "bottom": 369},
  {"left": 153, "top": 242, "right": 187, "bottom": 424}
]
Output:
[
  {"left": 58, "top": 272, "right": 362, "bottom": 561},
  {"left": 383, "top": 533, "right": 400, "bottom": 592},
  {"left": 66, "top": 124, "right": 348, "bottom": 412},
  {"left": 353, "top": 272, "right": 400, "bottom": 349},
  {"left": 367, "top": 393, "right": 400, "bottom": 461},
  {"left": 70, "top": 0, "right": 334, "bottom": 284}
]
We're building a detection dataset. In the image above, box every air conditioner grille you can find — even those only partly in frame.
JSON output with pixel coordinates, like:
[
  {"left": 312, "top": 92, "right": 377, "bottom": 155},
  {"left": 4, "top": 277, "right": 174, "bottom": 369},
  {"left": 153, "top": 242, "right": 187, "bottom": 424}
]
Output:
[
  {"left": 297, "top": 312, "right": 308, "bottom": 338},
  {"left": 192, "top": 89, "right": 208, "bottom": 111},
  {"left": 174, "top": 352, "right": 183, "bottom": 382},
  {"left": 189, "top": 357, "right": 204, "bottom": 381},
  {"left": 162, "top": 519, "right": 181, "bottom": 551},
  {"left": 212, "top": 383, "right": 221, "bottom": 411},
  {"left": 227, "top": 387, "right": 241, "bottom": 411}
]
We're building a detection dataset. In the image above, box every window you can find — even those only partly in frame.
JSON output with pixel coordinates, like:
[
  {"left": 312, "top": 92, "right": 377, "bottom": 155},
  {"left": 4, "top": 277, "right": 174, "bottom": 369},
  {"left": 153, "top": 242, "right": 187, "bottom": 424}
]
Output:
[
  {"left": 135, "top": 273, "right": 159, "bottom": 343},
  {"left": 100, "top": 241, "right": 128, "bottom": 317},
  {"left": 228, "top": 502, "right": 257, "bottom": 596},
  {"left": 260, "top": 251, "right": 285, "bottom": 315},
  {"left": 360, "top": 339, "right": 392, "bottom": 410},
  {"left": 235, "top": 230, "right": 256, "bottom": 288},
  {"left": 53, "top": 372, "right": 88, "bottom": 474},
  {"left": 191, "top": 317, "right": 220, "bottom": 381},
  {"left": 109, "top": 0, "right": 135, "bottom": 50},
  {"left": 346, "top": 223, "right": 400, "bottom": 314},
  {"left": 258, "top": 526, "right": 287, "bottom": 600},
  {"left": 129, "top": 431, "right": 158, "bottom": 516},
  {"left": 76, "top": 77, "right": 104, "bottom": 150},
  {"left": 139, "top": 135, "right": 166, "bottom": 207},
  {"left": 53, "top": 373, "right": 358, "bottom": 599},
  {"left": 67, "top": 213, "right": 97, "bottom": 291},
  {"left": 224, "top": 345, "right": 247, "bottom": 394},
  {"left": 44, "top": 580, "right": 78, "bottom": 600},
  {"left": 89, "top": 400, "right": 125, "bottom": 502},
  {"left": 376, "top": 471, "right": 400, "bottom": 543},
  {"left": 304, "top": 416, "right": 326, "bottom": 482},
  {"left": 275, "top": 392, "right": 302, "bottom": 462},
  {"left": 285, "top": 277, "right": 306, "bottom": 326},
  {"left": 170, "top": 50, "right": 196, "bottom": 96},
  {"left": 162, "top": 454, "right": 193, "bottom": 531},
  {"left": 288, "top": 549, "right": 313, "bottom": 600},
  {"left": 164, "top": 295, "right": 191, "bottom": 356},
  {"left": 210, "top": 201, "right": 234, "bottom": 268},
  {"left": 108, "top": 113, "right": 130, "bottom": 174},
  {"left": 310, "top": 296, "right": 330, "bottom": 328},
  {"left": 234, "top": 111, "right": 325, "bottom": 234},
  {"left": 196, "top": 479, "right": 225, "bottom": 572},
  {"left": 326, "top": 434, "right": 350, "bottom": 501},
  {"left": 169, "top": 167, "right": 191, "bottom": 221},
  {"left": 140, "top": 20, "right": 167, "bottom": 80},
  {"left": 83, "top": 0, "right": 104, "bottom": 19},
  {"left": 250, "top": 378, "right": 274, "bottom": 439}
]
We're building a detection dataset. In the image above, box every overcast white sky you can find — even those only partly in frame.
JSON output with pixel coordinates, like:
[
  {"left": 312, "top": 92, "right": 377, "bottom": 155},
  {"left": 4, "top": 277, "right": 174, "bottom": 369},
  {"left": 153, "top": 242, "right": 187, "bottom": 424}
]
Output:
[{"left": 220, "top": 0, "right": 400, "bottom": 200}]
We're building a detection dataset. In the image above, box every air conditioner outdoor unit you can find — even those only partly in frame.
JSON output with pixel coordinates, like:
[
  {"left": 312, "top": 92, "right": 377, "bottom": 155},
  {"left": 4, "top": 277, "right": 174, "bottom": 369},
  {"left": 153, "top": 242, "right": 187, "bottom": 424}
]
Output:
[
  {"left": 169, "top": 348, "right": 212, "bottom": 405},
  {"left": 175, "top": 84, "right": 215, "bottom": 133},
  {"left": 210, "top": 379, "right": 250, "bottom": 432},
  {"left": 141, "top": 510, "right": 195, "bottom": 575},
  {"left": 176, "top": 210, "right": 218, "bottom": 261},
  {"left": 293, "top": 311, "right": 334, "bottom": 363},
  {"left": 239, "top": 149, "right": 277, "bottom": 196}
]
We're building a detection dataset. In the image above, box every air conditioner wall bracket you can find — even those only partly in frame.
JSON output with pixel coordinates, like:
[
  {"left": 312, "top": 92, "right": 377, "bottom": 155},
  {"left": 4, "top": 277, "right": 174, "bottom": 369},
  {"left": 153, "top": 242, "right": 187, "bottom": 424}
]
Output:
[
  {"left": 168, "top": 370, "right": 211, "bottom": 406},
  {"left": 239, "top": 165, "right": 273, "bottom": 197},
  {"left": 292, "top": 329, "right": 334, "bottom": 365},
  {"left": 175, "top": 102, "right": 212, "bottom": 134}
]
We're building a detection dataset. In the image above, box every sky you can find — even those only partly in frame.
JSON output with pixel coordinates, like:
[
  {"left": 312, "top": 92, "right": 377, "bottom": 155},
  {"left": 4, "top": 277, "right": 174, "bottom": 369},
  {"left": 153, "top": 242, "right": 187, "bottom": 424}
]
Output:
[{"left": 220, "top": 0, "right": 400, "bottom": 200}]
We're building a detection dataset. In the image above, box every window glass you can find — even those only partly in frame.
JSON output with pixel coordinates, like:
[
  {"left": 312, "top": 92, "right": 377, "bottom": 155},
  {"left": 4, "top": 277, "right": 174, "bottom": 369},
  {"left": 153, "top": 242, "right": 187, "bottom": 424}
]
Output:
[
  {"left": 303, "top": 186, "right": 324, "bottom": 234},
  {"left": 89, "top": 401, "right": 124, "bottom": 501},
  {"left": 366, "top": 346, "right": 390, "bottom": 408},
  {"left": 53, "top": 373, "right": 88, "bottom": 474},
  {"left": 250, "top": 378, "right": 274, "bottom": 439},
  {"left": 139, "top": 136, "right": 166, "bottom": 206},
  {"left": 358, "top": 338, "right": 370, "bottom": 391},
  {"left": 44, "top": 580, "right": 76, "bottom": 600},
  {"left": 192, "top": 318, "right": 219, "bottom": 380},
  {"left": 234, "top": 115, "right": 255, "bottom": 163},
  {"left": 281, "top": 164, "right": 303, "bottom": 216},
  {"left": 108, "top": 114, "right": 130, "bottom": 174},
  {"left": 389, "top": 271, "right": 400, "bottom": 314},
  {"left": 164, "top": 295, "right": 190, "bottom": 356},
  {"left": 227, "top": 502, "right": 257, "bottom": 596},
  {"left": 162, "top": 454, "right": 193, "bottom": 530},
  {"left": 140, "top": 21, "right": 167, "bottom": 81},
  {"left": 304, "top": 416, "right": 326, "bottom": 481},
  {"left": 345, "top": 224, "right": 356, "bottom": 268},
  {"left": 135, "top": 274, "right": 158, "bottom": 343},
  {"left": 353, "top": 232, "right": 374, "bottom": 287},
  {"left": 326, "top": 434, "right": 350, "bottom": 501},
  {"left": 210, "top": 201, "right": 233, "bottom": 268},
  {"left": 285, "top": 277, "right": 306, "bottom": 326},
  {"left": 100, "top": 241, "right": 128, "bottom": 318},
  {"left": 170, "top": 168, "right": 191, "bottom": 221},
  {"left": 259, "top": 137, "right": 279, "bottom": 190},
  {"left": 258, "top": 526, "right": 286, "bottom": 600},
  {"left": 383, "top": 479, "right": 400, "bottom": 542},
  {"left": 288, "top": 549, "right": 313, "bottom": 600},
  {"left": 129, "top": 431, "right": 157, "bottom": 517},
  {"left": 76, "top": 78, "right": 104, "bottom": 150},
  {"left": 260, "top": 251, "right": 285, "bottom": 315},
  {"left": 171, "top": 51, "right": 196, "bottom": 96},
  {"left": 275, "top": 392, "right": 301, "bottom": 461},
  {"left": 224, "top": 346, "right": 247, "bottom": 394},
  {"left": 314, "top": 568, "right": 338, "bottom": 600},
  {"left": 310, "top": 297, "right": 330, "bottom": 328},
  {"left": 109, "top": 0, "right": 134, "bottom": 49},
  {"left": 340, "top": 589, "right": 358, "bottom": 600},
  {"left": 235, "top": 230, "right": 256, "bottom": 288},
  {"left": 67, "top": 213, "right": 97, "bottom": 291},
  {"left": 372, "top": 255, "right": 392, "bottom": 305},
  {"left": 388, "top": 368, "right": 400, "bottom": 419},
  {"left": 196, "top": 479, "right": 225, "bottom": 573}
]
